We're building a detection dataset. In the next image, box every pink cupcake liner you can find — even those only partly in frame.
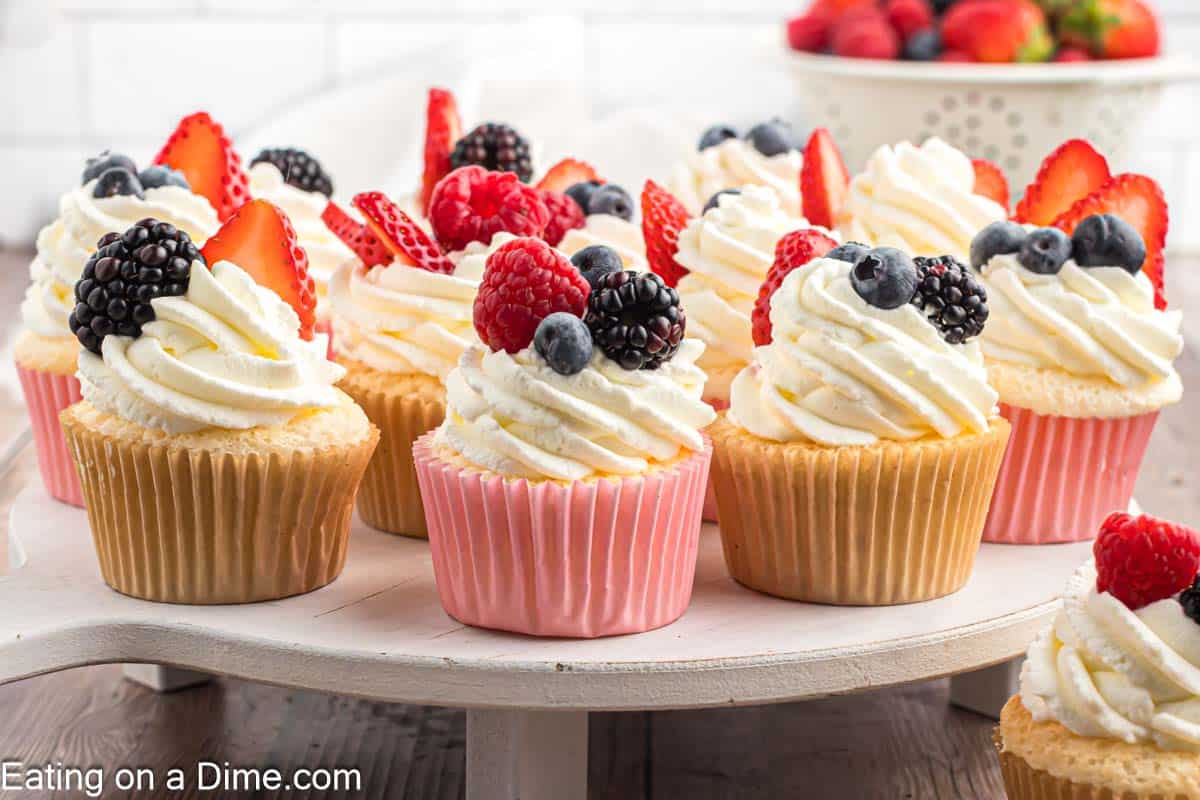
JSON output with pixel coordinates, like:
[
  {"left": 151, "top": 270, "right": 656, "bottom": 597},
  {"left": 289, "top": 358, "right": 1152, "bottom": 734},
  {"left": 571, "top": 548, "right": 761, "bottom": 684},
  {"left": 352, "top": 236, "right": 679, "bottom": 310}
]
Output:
[
  {"left": 414, "top": 433, "right": 713, "bottom": 638},
  {"left": 15, "top": 362, "right": 84, "bottom": 507},
  {"left": 982, "top": 403, "right": 1158, "bottom": 545},
  {"left": 701, "top": 396, "right": 728, "bottom": 523}
]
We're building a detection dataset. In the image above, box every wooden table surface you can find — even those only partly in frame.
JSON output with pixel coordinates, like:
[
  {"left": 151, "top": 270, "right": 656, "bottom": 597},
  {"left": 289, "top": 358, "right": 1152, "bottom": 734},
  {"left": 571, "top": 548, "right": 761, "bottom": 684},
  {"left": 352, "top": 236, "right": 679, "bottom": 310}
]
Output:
[{"left": 0, "top": 246, "right": 1196, "bottom": 799}]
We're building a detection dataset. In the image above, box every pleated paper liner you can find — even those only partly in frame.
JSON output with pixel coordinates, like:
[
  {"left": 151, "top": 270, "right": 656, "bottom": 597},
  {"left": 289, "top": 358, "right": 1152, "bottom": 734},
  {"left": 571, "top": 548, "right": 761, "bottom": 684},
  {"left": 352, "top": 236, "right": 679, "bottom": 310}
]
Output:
[
  {"left": 414, "top": 433, "right": 713, "bottom": 638},
  {"left": 337, "top": 362, "right": 447, "bottom": 538},
  {"left": 701, "top": 397, "right": 729, "bottom": 523},
  {"left": 61, "top": 403, "right": 379, "bottom": 604},
  {"left": 982, "top": 404, "right": 1158, "bottom": 545},
  {"left": 997, "top": 744, "right": 1180, "bottom": 800},
  {"left": 708, "top": 415, "right": 1010, "bottom": 606},
  {"left": 15, "top": 362, "right": 84, "bottom": 507}
]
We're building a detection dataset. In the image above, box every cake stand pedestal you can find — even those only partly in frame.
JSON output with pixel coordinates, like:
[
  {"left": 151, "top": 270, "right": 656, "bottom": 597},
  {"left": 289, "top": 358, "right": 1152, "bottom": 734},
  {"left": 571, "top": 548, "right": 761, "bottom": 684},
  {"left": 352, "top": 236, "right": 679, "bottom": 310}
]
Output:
[{"left": 2, "top": 486, "right": 1089, "bottom": 800}]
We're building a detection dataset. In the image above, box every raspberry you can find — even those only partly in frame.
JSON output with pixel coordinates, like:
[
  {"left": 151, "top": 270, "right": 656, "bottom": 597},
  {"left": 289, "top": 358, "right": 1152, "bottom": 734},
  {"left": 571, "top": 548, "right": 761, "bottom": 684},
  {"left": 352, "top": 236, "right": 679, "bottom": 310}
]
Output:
[
  {"left": 884, "top": 0, "right": 932, "bottom": 41},
  {"left": 539, "top": 190, "right": 585, "bottom": 247},
  {"left": 751, "top": 229, "right": 838, "bottom": 346},
  {"left": 1094, "top": 512, "right": 1200, "bottom": 610},
  {"left": 473, "top": 237, "right": 590, "bottom": 354},
  {"left": 832, "top": 8, "right": 900, "bottom": 59},
  {"left": 430, "top": 166, "right": 551, "bottom": 253},
  {"left": 786, "top": 13, "right": 832, "bottom": 52}
]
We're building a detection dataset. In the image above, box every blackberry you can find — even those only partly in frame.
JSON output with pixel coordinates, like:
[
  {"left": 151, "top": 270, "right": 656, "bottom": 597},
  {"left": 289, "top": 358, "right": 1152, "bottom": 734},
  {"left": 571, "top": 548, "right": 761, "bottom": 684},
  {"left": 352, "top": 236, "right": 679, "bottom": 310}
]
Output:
[
  {"left": 584, "top": 270, "right": 685, "bottom": 370},
  {"left": 450, "top": 123, "right": 534, "bottom": 183},
  {"left": 250, "top": 147, "right": 334, "bottom": 196},
  {"left": 1180, "top": 577, "right": 1200, "bottom": 625},
  {"left": 69, "top": 218, "right": 202, "bottom": 355},
  {"left": 910, "top": 256, "right": 989, "bottom": 344}
]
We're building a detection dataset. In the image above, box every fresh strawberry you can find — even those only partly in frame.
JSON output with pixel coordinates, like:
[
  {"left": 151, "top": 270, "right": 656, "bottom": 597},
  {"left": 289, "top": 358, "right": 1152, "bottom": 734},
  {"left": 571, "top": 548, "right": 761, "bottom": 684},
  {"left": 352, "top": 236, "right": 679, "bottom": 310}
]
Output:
[
  {"left": 420, "top": 87, "right": 462, "bottom": 216},
  {"left": 752, "top": 229, "right": 839, "bottom": 346},
  {"left": 1014, "top": 139, "right": 1111, "bottom": 225},
  {"left": 201, "top": 200, "right": 317, "bottom": 340},
  {"left": 787, "top": 13, "right": 833, "bottom": 52},
  {"left": 943, "top": 0, "right": 1053, "bottom": 63},
  {"left": 540, "top": 190, "right": 586, "bottom": 247},
  {"left": 1094, "top": 512, "right": 1200, "bottom": 610},
  {"left": 1053, "top": 173, "right": 1169, "bottom": 308},
  {"left": 535, "top": 158, "right": 603, "bottom": 194},
  {"left": 153, "top": 111, "right": 249, "bottom": 222},
  {"left": 971, "top": 159, "right": 1010, "bottom": 213},
  {"left": 1055, "top": 46, "right": 1092, "bottom": 62},
  {"left": 810, "top": 0, "right": 877, "bottom": 18},
  {"left": 321, "top": 201, "right": 390, "bottom": 267},
  {"left": 353, "top": 191, "right": 455, "bottom": 274},
  {"left": 641, "top": 180, "right": 691, "bottom": 288},
  {"left": 831, "top": 7, "right": 901, "bottom": 59},
  {"left": 1060, "top": 0, "right": 1160, "bottom": 60},
  {"left": 939, "top": 48, "right": 976, "bottom": 62},
  {"left": 800, "top": 128, "right": 850, "bottom": 230},
  {"left": 884, "top": 0, "right": 933, "bottom": 41}
]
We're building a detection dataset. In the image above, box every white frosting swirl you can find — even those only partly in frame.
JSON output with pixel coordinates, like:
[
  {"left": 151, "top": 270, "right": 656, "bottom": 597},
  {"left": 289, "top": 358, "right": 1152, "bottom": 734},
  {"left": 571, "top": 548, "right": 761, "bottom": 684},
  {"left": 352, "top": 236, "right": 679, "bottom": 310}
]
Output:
[
  {"left": 559, "top": 214, "right": 647, "bottom": 269},
  {"left": 440, "top": 340, "right": 716, "bottom": 481},
  {"left": 1021, "top": 561, "right": 1200, "bottom": 752},
  {"left": 669, "top": 137, "right": 803, "bottom": 218},
  {"left": 20, "top": 182, "right": 219, "bottom": 340},
  {"left": 78, "top": 260, "right": 343, "bottom": 434},
  {"left": 839, "top": 138, "right": 1006, "bottom": 261},
  {"left": 728, "top": 257, "right": 997, "bottom": 446}
]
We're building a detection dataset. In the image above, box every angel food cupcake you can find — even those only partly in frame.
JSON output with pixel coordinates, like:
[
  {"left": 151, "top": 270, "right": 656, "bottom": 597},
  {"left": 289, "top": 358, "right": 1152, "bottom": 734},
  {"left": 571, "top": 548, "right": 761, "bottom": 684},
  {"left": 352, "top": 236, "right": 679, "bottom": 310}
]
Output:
[
  {"left": 61, "top": 204, "right": 377, "bottom": 604},
  {"left": 414, "top": 237, "right": 715, "bottom": 637},
  {"left": 669, "top": 120, "right": 804, "bottom": 218},
  {"left": 709, "top": 239, "right": 1009, "bottom": 605},
  {"left": 997, "top": 512, "right": 1200, "bottom": 799}
]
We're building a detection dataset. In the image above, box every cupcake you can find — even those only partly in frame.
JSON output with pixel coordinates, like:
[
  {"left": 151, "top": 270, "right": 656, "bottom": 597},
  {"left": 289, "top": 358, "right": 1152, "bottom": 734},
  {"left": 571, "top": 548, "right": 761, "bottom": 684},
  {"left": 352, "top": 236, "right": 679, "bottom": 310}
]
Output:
[
  {"left": 61, "top": 202, "right": 377, "bottom": 604},
  {"left": 997, "top": 512, "right": 1200, "bottom": 799},
  {"left": 16, "top": 119, "right": 225, "bottom": 506},
  {"left": 709, "top": 240, "right": 1009, "bottom": 605},
  {"left": 970, "top": 142, "right": 1182, "bottom": 544},
  {"left": 415, "top": 236, "right": 715, "bottom": 638}
]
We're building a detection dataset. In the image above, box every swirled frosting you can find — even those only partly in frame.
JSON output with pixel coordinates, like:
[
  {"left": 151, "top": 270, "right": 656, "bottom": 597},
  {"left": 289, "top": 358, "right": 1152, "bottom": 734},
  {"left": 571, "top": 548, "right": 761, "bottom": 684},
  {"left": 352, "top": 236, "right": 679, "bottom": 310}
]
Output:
[
  {"left": 439, "top": 340, "right": 716, "bottom": 481},
  {"left": 78, "top": 259, "right": 343, "bottom": 434},
  {"left": 1021, "top": 561, "right": 1200, "bottom": 752},
  {"left": 838, "top": 138, "right": 1006, "bottom": 261},
  {"left": 728, "top": 256, "right": 997, "bottom": 446},
  {"left": 559, "top": 214, "right": 647, "bottom": 269},
  {"left": 20, "top": 182, "right": 219, "bottom": 340},
  {"left": 669, "top": 137, "right": 803, "bottom": 218}
]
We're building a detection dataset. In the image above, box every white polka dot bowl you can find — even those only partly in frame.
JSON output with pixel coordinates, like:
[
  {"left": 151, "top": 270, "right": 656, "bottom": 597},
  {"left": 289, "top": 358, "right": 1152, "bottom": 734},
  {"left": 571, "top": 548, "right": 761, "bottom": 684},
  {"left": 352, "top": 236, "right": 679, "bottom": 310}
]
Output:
[{"left": 786, "top": 53, "right": 1200, "bottom": 190}]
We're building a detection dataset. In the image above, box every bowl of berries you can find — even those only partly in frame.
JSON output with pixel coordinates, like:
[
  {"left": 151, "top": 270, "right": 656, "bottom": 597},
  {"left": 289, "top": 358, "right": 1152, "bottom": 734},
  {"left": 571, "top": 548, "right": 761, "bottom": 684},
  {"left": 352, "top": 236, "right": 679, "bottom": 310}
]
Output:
[{"left": 784, "top": 0, "right": 1200, "bottom": 189}]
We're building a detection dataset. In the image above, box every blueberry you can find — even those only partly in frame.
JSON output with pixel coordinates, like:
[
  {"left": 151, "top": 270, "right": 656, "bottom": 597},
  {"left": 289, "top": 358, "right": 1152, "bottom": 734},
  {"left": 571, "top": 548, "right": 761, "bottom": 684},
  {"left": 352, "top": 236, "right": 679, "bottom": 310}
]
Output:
[
  {"left": 1071, "top": 214, "right": 1146, "bottom": 275},
  {"left": 93, "top": 167, "right": 145, "bottom": 200},
  {"left": 565, "top": 180, "right": 602, "bottom": 214},
  {"left": 698, "top": 124, "right": 738, "bottom": 151},
  {"left": 850, "top": 247, "right": 919, "bottom": 310},
  {"left": 570, "top": 245, "right": 624, "bottom": 290},
  {"left": 534, "top": 312, "right": 593, "bottom": 376},
  {"left": 932, "top": 0, "right": 959, "bottom": 11},
  {"left": 587, "top": 184, "right": 634, "bottom": 221},
  {"left": 744, "top": 120, "right": 799, "bottom": 157},
  {"left": 903, "top": 29, "right": 942, "bottom": 61},
  {"left": 1018, "top": 227, "right": 1072, "bottom": 275},
  {"left": 827, "top": 241, "right": 871, "bottom": 264},
  {"left": 970, "top": 220, "right": 1027, "bottom": 271},
  {"left": 82, "top": 151, "right": 137, "bottom": 185},
  {"left": 138, "top": 165, "right": 190, "bottom": 191},
  {"left": 702, "top": 188, "right": 741, "bottom": 214}
]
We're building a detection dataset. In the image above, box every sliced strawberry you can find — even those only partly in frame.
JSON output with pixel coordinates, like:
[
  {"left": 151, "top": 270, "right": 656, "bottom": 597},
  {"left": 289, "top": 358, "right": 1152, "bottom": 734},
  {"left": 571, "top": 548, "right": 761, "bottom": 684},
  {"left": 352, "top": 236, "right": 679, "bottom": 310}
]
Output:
[
  {"left": 1014, "top": 139, "right": 1110, "bottom": 225},
  {"left": 535, "top": 158, "right": 604, "bottom": 194},
  {"left": 641, "top": 180, "right": 691, "bottom": 288},
  {"left": 752, "top": 229, "right": 839, "bottom": 346},
  {"left": 420, "top": 88, "right": 462, "bottom": 216},
  {"left": 154, "top": 111, "right": 249, "bottom": 222},
  {"left": 353, "top": 191, "right": 455, "bottom": 274},
  {"left": 800, "top": 128, "right": 850, "bottom": 230},
  {"left": 971, "top": 159, "right": 1010, "bottom": 214},
  {"left": 1053, "top": 173, "right": 1169, "bottom": 308},
  {"left": 201, "top": 200, "right": 317, "bottom": 339},
  {"left": 321, "top": 201, "right": 390, "bottom": 267}
]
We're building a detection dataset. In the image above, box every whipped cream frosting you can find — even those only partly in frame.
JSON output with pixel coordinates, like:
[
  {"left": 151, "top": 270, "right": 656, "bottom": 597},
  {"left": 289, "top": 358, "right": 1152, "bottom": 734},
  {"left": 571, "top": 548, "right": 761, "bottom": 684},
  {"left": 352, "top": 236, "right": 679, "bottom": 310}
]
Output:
[
  {"left": 669, "top": 137, "right": 803, "bottom": 218},
  {"left": 838, "top": 138, "right": 1006, "bottom": 261},
  {"left": 559, "top": 214, "right": 648, "bottom": 269},
  {"left": 440, "top": 340, "right": 716, "bottom": 481},
  {"left": 21, "top": 182, "right": 219, "bottom": 340},
  {"left": 78, "top": 259, "right": 343, "bottom": 434},
  {"left": 1022, "top": 561, "right": 1200, "bottom": 752},
  {"left": 728, "top": 256, "right": 997, "bottom": 446}
]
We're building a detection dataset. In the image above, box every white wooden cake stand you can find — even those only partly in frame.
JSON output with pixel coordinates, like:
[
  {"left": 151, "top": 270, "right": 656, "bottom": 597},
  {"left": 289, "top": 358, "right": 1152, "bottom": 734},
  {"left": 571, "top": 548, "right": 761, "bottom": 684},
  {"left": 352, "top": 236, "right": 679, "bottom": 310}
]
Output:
[{"left": 1, "top": 486, "right": 1090, "bottom": 799}]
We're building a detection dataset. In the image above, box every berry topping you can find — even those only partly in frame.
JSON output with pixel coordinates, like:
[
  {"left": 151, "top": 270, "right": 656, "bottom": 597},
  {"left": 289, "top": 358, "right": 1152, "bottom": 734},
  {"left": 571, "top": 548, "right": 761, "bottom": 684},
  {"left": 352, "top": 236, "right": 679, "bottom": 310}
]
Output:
[
  {"left": 352, "top": 191, "right": 455, "bottom": 274},
  {"left": 585, "top": 270, "right": 685, "bottom": 370},
  {"left": 429, "top": 166, "right": 551, "bottom": 253},
  {"left": 570, "top": 245, "right": 625, "bottom": 290},
  {"left": 1018, "top": 227, "right": 1072, "bottom": 275},
  {"left": 536, "top": 158, "right": 602, "bottom": 195},
  {"left": 250, "top": 147, "right": 334, "bottom": 197},
  {"left": 970, "top": 221, "right": 1027, "bottom": 271},
  {"left": 787, "top": 13, "right": 831, "bottom": 53},
  {"left": 565, "top": 181, "right": 604, "bottom": 213},
  {"left": 587, "top": 184, "right": 635, "bottom": 221},
  {"left": 154, "top": 112, "right": 249, "bottom": 222},
  {"left": 800, "top": 127, "right": 850, "bottom": 230},
  {"left": 321, "top": 201, "right": 390, "bottom": 268},
  {"left": 69, "top": 219, "right": 200, "bottom": 355},
  {"left": 534, "top": 312, "right": 594, "bottom": 376},
  {"left": 885, "top": 0, "right": 934, "bottom": 41},
  {"left": 200, "top": 199, "right": 317, "bottom": 340},
  {"left": 540, "top": 190, "right": 587, "bottom": 247},
  {"left": 1095, "top": 512, "right": 1200, "bottom": 611},
  {"left": 752, "top": 229, "right": 839, "bottom": 346},
  {"left": 93, "top": 167, "right": 145, "bottom": 200},
  {"left": 971, "top": 159, "right": 1010, "bottom": 214},
  {"left": 703, "top": 188, "right": 741, "bottom": 214},
  {"left": 850, "top": 247, "right": 919, "bottom": 311},
  {"left": 641, "top": 180, "right": 692, "bottom": 288},
  {"left": 943, "top": 0, "right": 1053, "bottom": 63},
  {"left": 911, "top": 256, "right": 989, "bottom": 344},
  {"left": 832, "top": 6, "right": 901, "bottom": 59},
  {"left": 420, "top": 87, "right": 463, "bottom": 215},
  {"left": 698, "top": 124, "right": 739, "bottom": 151},
  {"left": 826, "top": 241, "right": 871, "bottom": 265},
  {"left": 82, "top": 151, "right": 136, "bottom": 185},
  {"left": 1180, "top": 577, "right": 1200, "bottom": 625},
  {"left": 745, "top": 120, "right": 799, "bottom": 158},
  {"left": 451, "top": 122, "right": 534, "bottom": 183},
  {"left": 474, "top": 237, "right": 590, "bottom": 354},
  {"left": 903, "top": 28, "right": 943, "bottom": 60},
  {"left": 138, "top": 165, "right": 190, "bottom": 191},
  {"left": 1014, "top": 139, "right": 1111, "bottom": 226},
  {"left": 1071, "top": 213, "right": 1146, "bottom": 274}
]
